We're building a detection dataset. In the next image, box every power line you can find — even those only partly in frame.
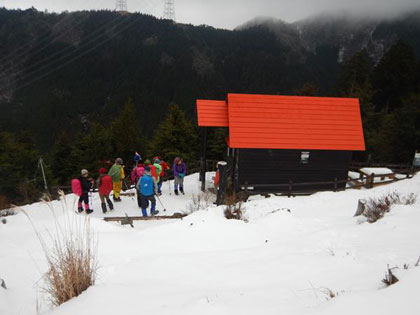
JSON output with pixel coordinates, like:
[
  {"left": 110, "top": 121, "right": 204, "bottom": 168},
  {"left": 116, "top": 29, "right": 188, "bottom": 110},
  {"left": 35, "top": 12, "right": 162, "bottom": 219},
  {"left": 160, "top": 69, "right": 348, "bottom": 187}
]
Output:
[
  {"left": 11, "top": 14, "right": 129, "bottom": 83},
  {"left": 0, "top": 0, "right": 100, "bottom": 69},
  {"left": 0, "top": 0, "right": 162, "bottom": 94},
  {"left": 1, "top": 15, "right": 141, "bottom": 94}
]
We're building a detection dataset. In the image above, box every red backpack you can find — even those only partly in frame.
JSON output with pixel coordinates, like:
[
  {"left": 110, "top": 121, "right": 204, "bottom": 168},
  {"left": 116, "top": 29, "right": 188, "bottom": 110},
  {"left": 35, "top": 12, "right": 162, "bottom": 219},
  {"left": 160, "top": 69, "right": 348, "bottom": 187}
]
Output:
[{"left": 71, "top": 179, "right": 82, "bottom": 197}]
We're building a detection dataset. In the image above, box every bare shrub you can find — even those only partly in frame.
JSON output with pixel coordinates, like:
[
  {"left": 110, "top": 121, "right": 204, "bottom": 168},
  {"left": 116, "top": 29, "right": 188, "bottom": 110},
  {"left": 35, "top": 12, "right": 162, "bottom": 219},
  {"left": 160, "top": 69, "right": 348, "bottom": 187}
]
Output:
[
  {"left": 22, "top": 191, "right": 98, "bottom": 306},
  {"left": 0, "top": 195, "right": 10, "bottom": 210},
  {"left": 17, "top": 181, "right": 41, "bottom": 204},
  {"left": 319, "top": 287, "right": 338, "bottom": 300},
  {"left": 186, "top": 191, "right": 212, "bottom": 214},
  {"left": 363, "top": 192, "right": 418, "bottom": 223},
  {"left": 224, "top": 195, "right": 246, "bottom": 221},
  {"left": 382, "top": 265, "right": 399, "bottom": 286}
]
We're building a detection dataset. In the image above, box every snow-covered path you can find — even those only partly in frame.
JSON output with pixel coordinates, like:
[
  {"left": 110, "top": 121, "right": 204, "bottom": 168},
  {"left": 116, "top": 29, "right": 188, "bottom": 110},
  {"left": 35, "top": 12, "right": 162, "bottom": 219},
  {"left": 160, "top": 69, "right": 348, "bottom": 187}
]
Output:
[{"left": 1, "top": 173, "right": 420, "bottom": 315}]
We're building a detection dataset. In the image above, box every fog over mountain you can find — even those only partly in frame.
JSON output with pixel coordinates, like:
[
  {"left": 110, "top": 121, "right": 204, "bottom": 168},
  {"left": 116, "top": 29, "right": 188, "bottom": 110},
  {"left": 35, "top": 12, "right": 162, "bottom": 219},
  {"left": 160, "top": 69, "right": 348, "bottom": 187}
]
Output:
[
  {"left": 239, "top": 8, "right": 420, "bottom": 63},
  {"left": 1, "top": 0, "right": 420, "bottom": 29}
]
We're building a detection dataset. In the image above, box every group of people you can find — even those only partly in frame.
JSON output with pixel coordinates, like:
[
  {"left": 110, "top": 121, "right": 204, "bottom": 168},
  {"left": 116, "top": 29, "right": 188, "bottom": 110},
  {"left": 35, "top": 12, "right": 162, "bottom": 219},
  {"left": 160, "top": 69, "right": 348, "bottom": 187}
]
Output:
[{"left": 74, "top": 154, "right": 188, "bottom": 217}]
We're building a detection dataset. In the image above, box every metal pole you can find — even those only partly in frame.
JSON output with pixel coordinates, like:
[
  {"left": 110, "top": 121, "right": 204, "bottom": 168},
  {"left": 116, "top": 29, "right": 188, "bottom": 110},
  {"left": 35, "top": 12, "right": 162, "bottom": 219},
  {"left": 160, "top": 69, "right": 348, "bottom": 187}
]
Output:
[
  {"left": 200, "top": 127, "right": 208, "bottom": 191},
  {"left": 39, "top": 158, "right": 48, "bottom": 190}
]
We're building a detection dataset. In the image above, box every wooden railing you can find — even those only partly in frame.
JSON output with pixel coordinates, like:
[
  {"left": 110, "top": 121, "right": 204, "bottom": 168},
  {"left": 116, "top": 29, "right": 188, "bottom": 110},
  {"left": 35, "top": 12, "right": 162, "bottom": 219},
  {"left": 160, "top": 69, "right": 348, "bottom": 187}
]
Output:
[{"left": 241, "top": 168, "right": 418, "bottom": 198}]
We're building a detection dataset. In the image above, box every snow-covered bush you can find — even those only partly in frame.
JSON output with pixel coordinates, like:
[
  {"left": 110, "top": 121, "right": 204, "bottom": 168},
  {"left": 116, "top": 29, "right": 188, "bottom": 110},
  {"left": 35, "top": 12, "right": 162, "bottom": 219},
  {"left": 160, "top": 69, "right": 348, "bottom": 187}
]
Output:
[
  {"left": 23, "top": 191, "right": 98, "bottom": 306},
  {"left": 363, "top": 192, "right": 417, "bottom": 223}
]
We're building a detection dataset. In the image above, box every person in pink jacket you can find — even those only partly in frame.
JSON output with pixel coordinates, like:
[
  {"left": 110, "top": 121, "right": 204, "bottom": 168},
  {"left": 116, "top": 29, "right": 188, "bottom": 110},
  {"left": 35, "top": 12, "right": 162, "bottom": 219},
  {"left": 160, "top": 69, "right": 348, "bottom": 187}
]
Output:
[{"left": 131, "top": 160, "right": 145, "bottom": 185}]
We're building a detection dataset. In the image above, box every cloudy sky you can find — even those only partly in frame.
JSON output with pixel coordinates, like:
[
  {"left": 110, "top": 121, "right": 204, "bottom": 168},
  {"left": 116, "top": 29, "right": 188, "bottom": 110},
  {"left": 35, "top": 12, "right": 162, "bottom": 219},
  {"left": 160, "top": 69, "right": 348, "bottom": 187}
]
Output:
[{"left": 1, "top": 0, "right": 419, "bottom": 29}]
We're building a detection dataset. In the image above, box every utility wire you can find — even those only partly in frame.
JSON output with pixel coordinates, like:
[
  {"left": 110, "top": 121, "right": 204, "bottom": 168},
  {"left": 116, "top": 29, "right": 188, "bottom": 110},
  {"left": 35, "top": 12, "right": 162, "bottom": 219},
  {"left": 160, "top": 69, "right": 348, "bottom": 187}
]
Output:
[
  {"left": 2, "top": 14, "right": 141, "bottom": 94},
  {"left": 0, "top": 0, "right": 99, "bottom": 66},
  {"left": 14, "top": 14, "right": 129, "bottom": 82},
  {"left": 0, "top": 13, "right": 81, "bottom": 67},
  {"left": 0, "top": 0, "right": 161, "bottom": 93},
  {"left": 2, "top": 13, "right": 128, "bottom": 83}
]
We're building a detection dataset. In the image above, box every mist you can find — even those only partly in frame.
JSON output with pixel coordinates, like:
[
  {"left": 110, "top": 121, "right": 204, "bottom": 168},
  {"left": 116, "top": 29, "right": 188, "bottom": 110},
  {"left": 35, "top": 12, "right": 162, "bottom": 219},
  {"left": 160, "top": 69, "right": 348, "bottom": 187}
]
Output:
[{"left": 0, "top": 0, "right": 419, "bottom": 29}]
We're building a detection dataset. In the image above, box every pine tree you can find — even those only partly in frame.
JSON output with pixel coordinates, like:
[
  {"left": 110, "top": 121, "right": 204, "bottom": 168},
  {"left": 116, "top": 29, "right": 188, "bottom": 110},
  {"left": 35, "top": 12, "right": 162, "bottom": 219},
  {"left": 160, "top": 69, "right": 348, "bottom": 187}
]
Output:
[
  {"left": 149, "top": 104, "right": 199, "bottom": 167},
  {"left": 110, "top": 98, "right": 144, "bottom": 165},
  {"left": 372, "top": 39, "right": 418, "bottom": 112},
  {"left": 50, "top": 133, "right": 75, "bottom": 185},
  {"left": 336, "top": 50, "right": 372, "bottom": 96},
  {"left": 389, "top": 93, "right": 420, "bottom": 163},
  {"left": 0, "top": 131, "right": 54, "bottom": 203},
  {"left": 207, "top": 127, "right": 228, "bottom": 161}
]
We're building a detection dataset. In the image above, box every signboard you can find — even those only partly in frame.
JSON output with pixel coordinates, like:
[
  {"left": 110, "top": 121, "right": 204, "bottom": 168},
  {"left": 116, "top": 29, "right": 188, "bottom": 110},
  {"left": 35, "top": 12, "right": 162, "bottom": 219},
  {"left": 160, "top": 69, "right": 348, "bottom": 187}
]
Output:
[{"left": 413, "top": 152, "right": 420, "bottom": 167}]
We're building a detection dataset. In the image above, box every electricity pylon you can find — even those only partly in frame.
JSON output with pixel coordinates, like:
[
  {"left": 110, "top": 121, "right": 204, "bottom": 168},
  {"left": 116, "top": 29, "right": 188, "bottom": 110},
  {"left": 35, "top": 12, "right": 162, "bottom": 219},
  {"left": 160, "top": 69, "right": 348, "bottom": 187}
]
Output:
[{"left": 163, "top": 0, "right": 175, "bottom": 21}]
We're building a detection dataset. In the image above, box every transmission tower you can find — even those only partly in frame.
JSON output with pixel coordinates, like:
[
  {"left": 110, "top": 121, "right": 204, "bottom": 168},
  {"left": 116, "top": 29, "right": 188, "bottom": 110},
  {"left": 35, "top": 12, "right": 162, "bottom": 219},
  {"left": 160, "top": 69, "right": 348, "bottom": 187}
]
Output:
[
  {"left": 163, "top": 0, "right": 176, "bottom": 21},
  {"left": 115, "top": 0, "right": 128, "bottom": 11}
]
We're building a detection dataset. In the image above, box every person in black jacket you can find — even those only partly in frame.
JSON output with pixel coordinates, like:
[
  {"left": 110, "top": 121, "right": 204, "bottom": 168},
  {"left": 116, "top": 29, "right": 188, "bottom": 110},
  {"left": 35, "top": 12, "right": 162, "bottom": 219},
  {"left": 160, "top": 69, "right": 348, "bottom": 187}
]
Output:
[{"left": 78, "top": 169, "right": 94, "bottom": 214}]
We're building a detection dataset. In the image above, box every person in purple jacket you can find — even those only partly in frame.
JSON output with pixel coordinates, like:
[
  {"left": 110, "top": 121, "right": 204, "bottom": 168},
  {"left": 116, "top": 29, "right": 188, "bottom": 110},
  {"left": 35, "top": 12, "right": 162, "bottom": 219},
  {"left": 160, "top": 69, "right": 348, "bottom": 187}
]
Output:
[{"left": 173, "top": 157, "right": 187, "bottom": 195}]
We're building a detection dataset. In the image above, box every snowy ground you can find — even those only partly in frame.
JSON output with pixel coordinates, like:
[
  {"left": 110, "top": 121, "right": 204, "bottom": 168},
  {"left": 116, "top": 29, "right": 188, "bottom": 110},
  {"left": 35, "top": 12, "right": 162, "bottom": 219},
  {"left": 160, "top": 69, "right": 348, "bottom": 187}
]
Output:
[{"left": 1, "top": 172, "right": 420, "bottom": 315}]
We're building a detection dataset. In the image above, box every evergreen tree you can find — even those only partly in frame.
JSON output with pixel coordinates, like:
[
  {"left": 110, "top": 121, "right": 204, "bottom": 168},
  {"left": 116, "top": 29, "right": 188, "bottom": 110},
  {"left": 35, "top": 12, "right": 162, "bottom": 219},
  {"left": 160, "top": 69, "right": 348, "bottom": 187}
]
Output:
[
  {"left": 110, "top": 98, "right": 144, "bottom": 165},
  {"left": 336, "top": 50, "right": 372, "bottom": 96},
  {"left": 50, "top": 133, "right": 75, "bottom": 185},
  {"left": 207, "top": 128, "right": 228, "bottom": 161},
  {"left": 71, "top": 122, "right": 115, "bottom": 178},
  {"left": 372, "top": 39, "right": 418, "bottom": 112},
  {"left": 0, "top": 131, "right": 54, "bottom": 203},
  {"left": 336, "top": 51, "right": 377, "bottom": 161},
  {"left": 149, "top": 104, "right": 199, "bottom": 167},
  {"left": 389, "top": 93, "right": 420, "bottom": 163}
]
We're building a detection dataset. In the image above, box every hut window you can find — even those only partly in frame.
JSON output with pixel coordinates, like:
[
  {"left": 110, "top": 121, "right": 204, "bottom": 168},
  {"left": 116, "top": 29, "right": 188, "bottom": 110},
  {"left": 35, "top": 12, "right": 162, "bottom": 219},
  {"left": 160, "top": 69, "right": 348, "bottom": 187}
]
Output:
[{"left": 301, "top": 151, "right": 310, "bottom": 164}]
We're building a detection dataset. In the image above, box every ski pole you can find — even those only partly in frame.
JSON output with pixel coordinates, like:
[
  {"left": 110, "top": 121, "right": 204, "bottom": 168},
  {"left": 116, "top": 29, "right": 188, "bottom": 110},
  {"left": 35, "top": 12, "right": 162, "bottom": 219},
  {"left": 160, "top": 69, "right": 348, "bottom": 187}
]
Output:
[{"left": 156, "top": 195, "right": 167, "bottom": 212}]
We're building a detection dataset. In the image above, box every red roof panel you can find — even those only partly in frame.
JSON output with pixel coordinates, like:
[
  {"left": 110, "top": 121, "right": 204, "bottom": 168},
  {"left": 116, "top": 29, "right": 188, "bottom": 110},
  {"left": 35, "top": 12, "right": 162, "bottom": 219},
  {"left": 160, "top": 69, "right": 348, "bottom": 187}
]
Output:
[
  {"left": 196, "top": 100, "right": 229, "bottom": 127},
  {"left": 227, "top": 93, "right": 365, "bottom": 151}
]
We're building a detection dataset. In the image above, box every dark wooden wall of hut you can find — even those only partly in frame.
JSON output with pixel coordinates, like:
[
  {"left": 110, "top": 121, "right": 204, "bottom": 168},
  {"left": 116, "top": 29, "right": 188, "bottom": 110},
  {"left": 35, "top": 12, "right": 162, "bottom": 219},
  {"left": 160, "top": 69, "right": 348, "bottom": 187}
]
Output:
[{"left": 237, "top": 149, "right": 352, "bottom": 192}]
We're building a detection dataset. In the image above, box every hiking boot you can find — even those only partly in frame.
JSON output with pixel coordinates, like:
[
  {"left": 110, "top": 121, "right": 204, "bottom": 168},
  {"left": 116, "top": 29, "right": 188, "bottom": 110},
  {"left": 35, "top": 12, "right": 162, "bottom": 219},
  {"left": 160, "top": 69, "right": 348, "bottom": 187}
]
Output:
[
  {"left": 116, "top": 197, "right": 122, "bottom": 202},
  {"left": 101, "top": 203, "right": 107, "bottom": 214},
  {"left": 78, "top": 207, "right": 83, "bottom": 213},
  {"left": 86, "top": 209, "right": 94, "bottom": 215},
  {"left": 174, "top": 190, "right": 179, "bottom": 195},
  {"left": 180, "top": 187, "right": 185, "bottom": 195}
]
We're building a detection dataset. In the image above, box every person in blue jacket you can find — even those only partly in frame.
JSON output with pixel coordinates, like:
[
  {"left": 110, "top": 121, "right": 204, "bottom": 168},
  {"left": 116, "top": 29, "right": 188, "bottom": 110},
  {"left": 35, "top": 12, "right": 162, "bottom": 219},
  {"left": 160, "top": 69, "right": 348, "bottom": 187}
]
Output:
[
  {"left": 173, "top": 157, "right": 187, "bottom": 195},
  {"left": 137, "top": 166, "right": 158, "bottom": 217}
]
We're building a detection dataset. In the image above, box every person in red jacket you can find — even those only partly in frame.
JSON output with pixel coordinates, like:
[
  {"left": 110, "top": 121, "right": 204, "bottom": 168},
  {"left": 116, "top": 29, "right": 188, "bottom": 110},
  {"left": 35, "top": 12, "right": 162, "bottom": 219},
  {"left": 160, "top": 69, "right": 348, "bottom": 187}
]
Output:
[
  {"left": 97, "top": 168, "right": 114, "bottom": 213},
  {"left": 144, "top": 159, "right": 158, "bottom": 181}
]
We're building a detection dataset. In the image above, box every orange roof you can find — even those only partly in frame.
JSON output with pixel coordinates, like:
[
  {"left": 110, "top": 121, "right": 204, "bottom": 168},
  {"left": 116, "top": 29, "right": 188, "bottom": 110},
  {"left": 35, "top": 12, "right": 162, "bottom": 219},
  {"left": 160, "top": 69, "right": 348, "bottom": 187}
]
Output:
[
  {"left": 196, "top": 93, "right": 365, "bottom": 151},
  {"left": 196, "top": 100, "right": 229, "bottom": 127}
]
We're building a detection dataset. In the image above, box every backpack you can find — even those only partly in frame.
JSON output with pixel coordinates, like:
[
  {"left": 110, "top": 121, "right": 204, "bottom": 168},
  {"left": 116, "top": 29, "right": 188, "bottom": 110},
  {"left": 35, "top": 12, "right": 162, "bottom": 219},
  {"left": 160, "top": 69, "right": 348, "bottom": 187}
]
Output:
[
  {"left": 138, "top": 175, "right": 154, "bottom": 196},
  {"left": 72, "top": 179, "right": 82, "bottom": 197}
]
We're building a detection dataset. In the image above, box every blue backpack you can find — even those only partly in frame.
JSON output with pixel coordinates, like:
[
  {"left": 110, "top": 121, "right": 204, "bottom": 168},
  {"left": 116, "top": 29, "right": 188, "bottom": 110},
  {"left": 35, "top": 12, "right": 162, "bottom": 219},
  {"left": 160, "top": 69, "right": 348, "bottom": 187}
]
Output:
[{"left": 138, "top": 175, "right": 154, "bottom": 196}]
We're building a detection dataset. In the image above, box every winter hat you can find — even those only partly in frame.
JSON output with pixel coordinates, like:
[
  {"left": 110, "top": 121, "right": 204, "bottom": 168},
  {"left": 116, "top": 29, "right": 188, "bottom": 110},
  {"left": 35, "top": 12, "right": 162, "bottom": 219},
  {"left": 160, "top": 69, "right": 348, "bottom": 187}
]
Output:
[
  {"left": 81, "top": 169, "right": 88, "bottom": 176},
  {"left": 144, "top": 166, "right": 151, "bottom": 173},
  {"left": 144, "top": 159, "right": 151, "bottom": 166},
  {"left": 99, "top": 168, "right": 107, "bottom": 174},
  {"left": 154, "top": 159, "right": 161, "bottom": 164},
  {"left": 115, "top": 158, "right": 123, "bottom": 165},
  {"left": 174, "top": 157, "right": 181, "bottom": 164}
]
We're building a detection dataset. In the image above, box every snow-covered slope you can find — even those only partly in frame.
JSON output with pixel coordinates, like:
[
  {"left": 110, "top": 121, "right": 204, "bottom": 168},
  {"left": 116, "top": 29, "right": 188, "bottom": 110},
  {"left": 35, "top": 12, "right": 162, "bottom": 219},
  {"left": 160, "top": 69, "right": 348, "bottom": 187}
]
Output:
[{"left": 1, "top": 173, "right": 420, "bottom": 315}]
